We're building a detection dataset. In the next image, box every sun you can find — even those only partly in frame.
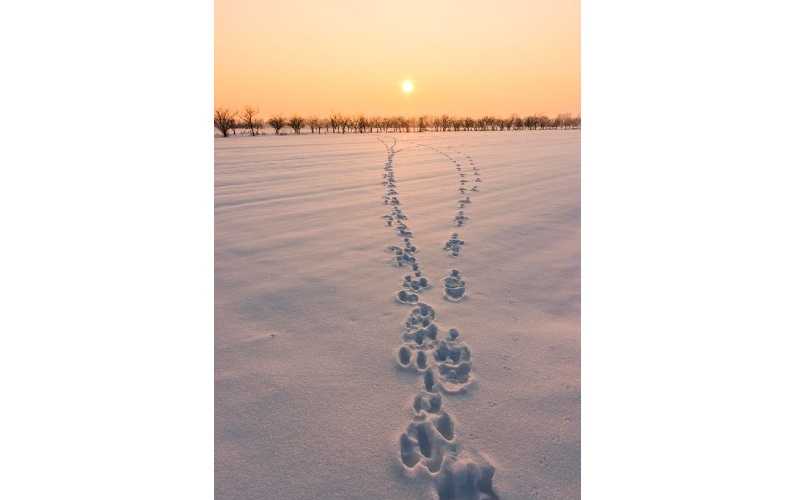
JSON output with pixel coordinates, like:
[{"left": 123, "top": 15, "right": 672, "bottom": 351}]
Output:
[{"left": 401, "top": 80, "right": 414, "bottom": 94}]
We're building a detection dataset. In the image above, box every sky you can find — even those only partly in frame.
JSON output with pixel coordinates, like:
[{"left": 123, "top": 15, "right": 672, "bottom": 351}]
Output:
[{"left": 215, "top": 0, "right": 580, "bottom": 118}]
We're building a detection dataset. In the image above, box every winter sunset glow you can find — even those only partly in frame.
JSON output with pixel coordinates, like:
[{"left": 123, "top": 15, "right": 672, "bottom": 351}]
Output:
[{"left": 215, "top": 0, "right": 580, "bottom": 118}]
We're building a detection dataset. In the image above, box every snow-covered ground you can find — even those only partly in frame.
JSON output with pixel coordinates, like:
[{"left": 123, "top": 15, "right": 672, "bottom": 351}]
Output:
[{"left": 215, "top": 130, "right": 580, "bottom": 499}]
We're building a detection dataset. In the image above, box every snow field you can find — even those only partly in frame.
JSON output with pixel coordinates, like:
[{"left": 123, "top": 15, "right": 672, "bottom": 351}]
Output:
[{"left": 215, "top": 130, "right": 580, "bottom": 499}]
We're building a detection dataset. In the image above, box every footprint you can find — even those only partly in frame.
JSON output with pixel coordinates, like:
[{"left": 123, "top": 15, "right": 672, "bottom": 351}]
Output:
[
  {"left": 406, "top": 303, "right": 436, "bottom": 326},
  {"left": 403, "top": 304, "right": 439, "bottom": 345},
  {"left": 431, "top": 331, "right": 473, "bottom": 393},
  {"left": 434, "top": 411, "right": 455, "bottom": 441},
  {"left": 435, "top": 452, "right": 499, "bottom": 500},
  {"left": 436, "top": 361, "right": 473, "bottom": 392},
  {"left": 436, "top": 340, "right": 471, "bottom": 364},
  {"left": 423, "top": 370, "right": 436, "bottom": 392},
  {"left": 389, "top": 246, "right": 417, "bottom": 267},
  {"left": 397, "top": 290, "right": 419, "bottom": 304},
  {"left": 444, "top": 270, "right": 466, "bottom": 301},
  {"left": 396, "top": 222, "right": 412, "bottom": 237},
  {"left": 388, "top": 245, "right": 406, "bottom": 262},
  {"left": 404, "top": 322, "right": 439, "bottom": 346},
  {"left": 397, "top": 344, "right": 432, "bottom": 369},
  {"left": 402, "top": 238, "right": 417, "bottom": 253},
  {"left": 415, "top": 422, "right": 443, "bottom": 471},
  {"left": 403, "top": 274, "right": 429, "bottom": 292},
  {"left": 399, "top": 433, "right": 422, "bottom": 468},
  {"left": 416, "top": 350, "right": 428, "bottom": 369},
  {"left": 400, "top": 410, "right": 457, "bottom": 474},
  {"left": 398, "top": 346, "right": 412, "bottom": 365},
  {"left": 454, "top": 211, "right": 469, "bottom": 226},
  {"left": 444, "top": 233, "right": 465, "bottom": 257},
  {"left": 413, "top": 393, "right": 442, "bottom": 414}
]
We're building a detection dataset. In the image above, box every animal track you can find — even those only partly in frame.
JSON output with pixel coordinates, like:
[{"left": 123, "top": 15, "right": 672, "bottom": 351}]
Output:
[
  {"left": 397, "top": 290, "right": 420, "bottom": 304},
  {"left": 444, "top": 233, "right": 465, "bottom": 257},
  {"left": 403, "top": 274, "right": 429, "bottom": 291},
  {"left": 414, "top": 392, "right": 442, "bottom": 413},
  {"left": 400, "top": 394, "right": 458, "bottom": 474},
  {"left": 400, "top": 416, "right": 452, "bottom": 473},
  {"left": 399, "top": 332, "right": 474, "bottom": 394},
  {"left": 435, "top": 452, "right": 499, "bottom": 500},
  {"left": 388, "top": 245, "right": 417, "bottom": 267},
  {"left": 444, "top": 269, "right": 467, "bottom": 301},
  {"left": 454, "top": 211, "right": 469, "bottom": 226},
  {"left": 398, "top": 345, "right": 432, "bottom": 369},
  {"left": 433, "top": 329, "right": 473, "bottom": 393},
  {"left": 403, "top": 304, "right": 439, "bottom": 345},
  {"left": 395, "top": 222, "right": 412, "bottom": 237},
  {"left": 379, "top": 137, "right": 496, "bottom": 498}
]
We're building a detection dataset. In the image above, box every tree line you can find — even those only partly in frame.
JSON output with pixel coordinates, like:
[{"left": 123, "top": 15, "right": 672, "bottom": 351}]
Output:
[{"left": 214, "top": 106, "right": 580, "bottom": 137}]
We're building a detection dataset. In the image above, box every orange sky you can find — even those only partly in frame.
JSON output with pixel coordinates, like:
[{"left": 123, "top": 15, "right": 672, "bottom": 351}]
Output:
[{"left": 215, "top": 0, "right": 579, "bottom": 118}]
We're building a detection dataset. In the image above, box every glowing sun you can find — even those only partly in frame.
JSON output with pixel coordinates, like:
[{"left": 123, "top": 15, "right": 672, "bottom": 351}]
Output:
[{"left": 401, "top": 80, "right": 414, "bottom": 94}]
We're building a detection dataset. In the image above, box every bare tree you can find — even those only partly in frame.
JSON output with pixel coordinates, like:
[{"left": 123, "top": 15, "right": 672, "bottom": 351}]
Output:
[
  {"left": 440, "top": 114, "right": 450, "bottom": 132},
  {"left": 510, "top": 114, "right": 522, "bottom": 130},
  {"left": 235, "top": 110, "right": 578, "bottom": 136},
  {"left": 329, "top": 113, "right": 348, "bottom": 133},
  {"left": 269, "top": 115, "right": 286, "bottom": 135},
  {"left": 288, "top": 115, "right": 305, "bottom": 134},
  {"left": 391, "top": 116, "right": 408, "bottom": 133},
  {"left": 340, "top": 115, "right": 353, "bottom": 134},
  {"left": 240, "top": 105, "right": 264, "bottom": 136},
  {"left": 553, "top": 113, "right": 575, "bottom": 129},
  {"left": 214, "top": 108, "right": 238, "bottom": 137},
  {"left": 356, "top": 114, "right": 368, "bottom": 133},
  {"left": 307, "top": 115, "right": 321, "bottom": 134}
]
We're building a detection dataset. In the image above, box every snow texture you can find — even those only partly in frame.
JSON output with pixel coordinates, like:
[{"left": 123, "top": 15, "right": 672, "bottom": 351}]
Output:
[{"left": 215, "top": 130, "right": 580, "bottom": 499}]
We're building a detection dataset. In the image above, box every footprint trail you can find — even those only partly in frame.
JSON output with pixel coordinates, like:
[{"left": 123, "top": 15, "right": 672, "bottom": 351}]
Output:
[{"left": 376, "top": 135, "right": 498, "bottom": 499}]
